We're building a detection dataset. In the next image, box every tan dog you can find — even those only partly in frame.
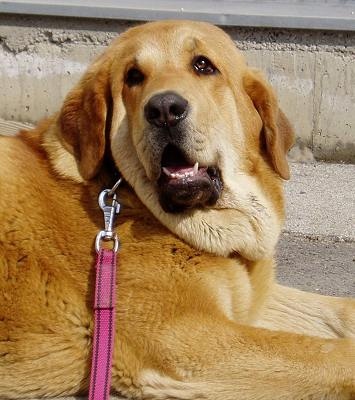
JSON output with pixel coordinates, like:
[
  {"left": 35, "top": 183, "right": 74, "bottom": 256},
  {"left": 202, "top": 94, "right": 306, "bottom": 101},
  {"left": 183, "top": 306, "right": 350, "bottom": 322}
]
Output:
[{"left": 0, "top": 20, "right": 354, "bottom": 400}]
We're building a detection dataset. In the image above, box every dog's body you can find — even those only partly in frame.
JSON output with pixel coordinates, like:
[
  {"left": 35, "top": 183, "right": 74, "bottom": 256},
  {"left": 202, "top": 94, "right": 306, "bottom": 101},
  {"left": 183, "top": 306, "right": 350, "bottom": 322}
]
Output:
[{"left": 0, "top": 21, "right": 354, "bottom": 399}]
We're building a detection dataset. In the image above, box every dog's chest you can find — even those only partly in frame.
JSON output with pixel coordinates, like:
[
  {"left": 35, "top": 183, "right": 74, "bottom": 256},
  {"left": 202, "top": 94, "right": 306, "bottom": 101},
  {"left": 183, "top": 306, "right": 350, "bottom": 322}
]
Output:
[{"left": 114, "top": 221, "right": 255, "bottom": 328}]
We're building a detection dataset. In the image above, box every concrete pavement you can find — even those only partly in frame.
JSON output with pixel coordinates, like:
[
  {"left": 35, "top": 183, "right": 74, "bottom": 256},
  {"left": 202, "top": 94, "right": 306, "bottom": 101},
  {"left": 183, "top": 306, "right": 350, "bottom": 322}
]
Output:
[{"left": 284, "top": 162, "right": 355, "bottom": 241}]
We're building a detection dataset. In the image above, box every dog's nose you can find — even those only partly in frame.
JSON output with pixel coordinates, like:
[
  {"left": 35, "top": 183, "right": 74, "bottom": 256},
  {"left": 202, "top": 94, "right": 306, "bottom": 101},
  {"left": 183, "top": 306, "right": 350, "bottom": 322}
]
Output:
[{"left": 144, "top": 91, "right": 188, "bottom": 128}]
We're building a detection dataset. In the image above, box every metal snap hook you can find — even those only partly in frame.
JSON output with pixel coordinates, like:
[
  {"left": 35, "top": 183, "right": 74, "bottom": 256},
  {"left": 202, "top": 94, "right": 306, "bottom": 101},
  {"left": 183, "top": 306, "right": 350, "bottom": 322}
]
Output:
[{"left": 95, "top": 177, "right": 122, "bottom": 253}]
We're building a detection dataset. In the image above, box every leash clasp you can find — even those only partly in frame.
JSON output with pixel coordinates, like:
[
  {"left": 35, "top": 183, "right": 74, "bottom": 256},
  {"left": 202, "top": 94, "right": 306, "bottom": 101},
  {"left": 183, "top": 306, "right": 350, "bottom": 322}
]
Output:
[{"left": 95, "top": 179, "right": 122, "bottom": 253}]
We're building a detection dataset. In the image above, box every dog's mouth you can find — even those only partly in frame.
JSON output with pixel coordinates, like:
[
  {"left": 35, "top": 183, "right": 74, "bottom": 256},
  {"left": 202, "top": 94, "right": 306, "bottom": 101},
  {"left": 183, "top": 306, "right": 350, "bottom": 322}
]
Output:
[{"left": 157, "top": 144, "right": 223, "bottom": 213}]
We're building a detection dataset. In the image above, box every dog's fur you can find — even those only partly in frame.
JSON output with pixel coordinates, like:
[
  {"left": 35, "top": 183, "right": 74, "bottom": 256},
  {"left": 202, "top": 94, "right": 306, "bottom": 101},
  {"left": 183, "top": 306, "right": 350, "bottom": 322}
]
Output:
[{"left": 0, "top": 21, "right": 354, "bottom": 399}]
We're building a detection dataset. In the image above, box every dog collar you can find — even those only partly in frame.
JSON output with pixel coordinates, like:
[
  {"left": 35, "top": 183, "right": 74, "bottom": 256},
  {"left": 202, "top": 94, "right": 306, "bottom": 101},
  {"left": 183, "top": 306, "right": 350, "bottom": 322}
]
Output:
[{"left": 89, "top": 178, "right": 122, "bottom": 400}]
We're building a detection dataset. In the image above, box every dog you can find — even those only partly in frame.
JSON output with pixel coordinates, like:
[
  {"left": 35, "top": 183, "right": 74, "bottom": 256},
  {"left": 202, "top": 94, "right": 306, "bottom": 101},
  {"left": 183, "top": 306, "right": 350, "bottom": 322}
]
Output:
[{"left": 0, "top": 20, "right": 354, "bottom": 400}]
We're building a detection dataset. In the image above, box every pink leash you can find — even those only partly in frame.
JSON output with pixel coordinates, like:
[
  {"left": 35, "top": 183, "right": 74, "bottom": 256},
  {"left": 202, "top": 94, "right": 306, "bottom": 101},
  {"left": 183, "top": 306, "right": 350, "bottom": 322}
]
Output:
[{"left": 89, "top": 180, "right": 122, "bottom": 400}]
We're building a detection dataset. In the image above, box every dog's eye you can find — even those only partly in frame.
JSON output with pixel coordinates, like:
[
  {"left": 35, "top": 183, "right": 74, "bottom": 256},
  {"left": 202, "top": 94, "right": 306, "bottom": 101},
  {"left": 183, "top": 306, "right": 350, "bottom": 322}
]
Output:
[
  {"left": 193, "top": 56, "right": 217, "bottom": 75},
  {"left": 125, "top": 68, "right": 145, "bottom": 86}
]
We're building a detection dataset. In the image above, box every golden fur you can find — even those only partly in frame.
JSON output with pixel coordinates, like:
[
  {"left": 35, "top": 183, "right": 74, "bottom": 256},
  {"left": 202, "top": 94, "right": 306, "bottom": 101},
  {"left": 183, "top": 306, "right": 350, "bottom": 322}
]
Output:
[{"left": 0, "top": 21, "right": 354, "bottom": 399}]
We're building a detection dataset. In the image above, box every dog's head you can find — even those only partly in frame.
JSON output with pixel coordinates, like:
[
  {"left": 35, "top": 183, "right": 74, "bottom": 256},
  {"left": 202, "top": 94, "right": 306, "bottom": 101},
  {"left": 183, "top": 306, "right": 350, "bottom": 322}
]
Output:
[{"left": 50, "top": 20, "right": 294, "bottom": 260}]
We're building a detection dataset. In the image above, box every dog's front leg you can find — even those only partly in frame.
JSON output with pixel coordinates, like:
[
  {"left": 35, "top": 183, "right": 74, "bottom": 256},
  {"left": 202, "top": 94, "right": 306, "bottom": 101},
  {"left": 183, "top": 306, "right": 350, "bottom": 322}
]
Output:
[
  {"left": 256, "top": 284, "right": 355, "bottom": 339},
  {"left": 129, "top": 316, "right": 355, "bottom": 400}
]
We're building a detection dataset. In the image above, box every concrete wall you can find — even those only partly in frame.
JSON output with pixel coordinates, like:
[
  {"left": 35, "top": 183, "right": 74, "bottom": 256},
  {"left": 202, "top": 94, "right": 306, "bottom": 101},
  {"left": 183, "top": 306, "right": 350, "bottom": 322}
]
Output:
[{"left": 0, "top": 14, "right": 354, "bottom": 162}]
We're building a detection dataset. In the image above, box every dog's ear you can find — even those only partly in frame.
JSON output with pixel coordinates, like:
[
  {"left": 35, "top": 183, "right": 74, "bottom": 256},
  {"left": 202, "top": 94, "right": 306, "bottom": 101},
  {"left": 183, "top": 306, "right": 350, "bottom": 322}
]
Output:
[
  {"left": 243, "top": 69, "right": 295, "bottom": 180},
  {"left": 58, "top": 53, "right": 124, "bottom": 180}
]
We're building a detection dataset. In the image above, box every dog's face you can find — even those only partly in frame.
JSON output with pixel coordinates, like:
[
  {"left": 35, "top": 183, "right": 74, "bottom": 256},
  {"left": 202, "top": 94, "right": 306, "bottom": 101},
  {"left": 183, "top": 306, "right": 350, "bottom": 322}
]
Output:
[
  {"left": 118, "top": 25, "right": 245, "bottom": 214},
  {"left": 54, "top": 20, "right": 294, "bottom": 260}
]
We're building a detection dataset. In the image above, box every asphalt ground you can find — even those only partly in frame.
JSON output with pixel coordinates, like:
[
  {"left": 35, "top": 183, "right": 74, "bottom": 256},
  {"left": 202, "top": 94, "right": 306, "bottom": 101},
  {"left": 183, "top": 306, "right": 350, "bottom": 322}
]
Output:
[{"left": 277, "top": 232, "right": 354, "bottom": 297}]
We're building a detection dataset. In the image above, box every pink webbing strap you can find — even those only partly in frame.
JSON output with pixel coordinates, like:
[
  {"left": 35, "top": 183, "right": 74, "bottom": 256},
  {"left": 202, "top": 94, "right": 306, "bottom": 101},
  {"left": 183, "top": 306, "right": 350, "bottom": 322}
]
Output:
[{"left": 89, "top": 248, "right": 117, "bottom": 400}]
